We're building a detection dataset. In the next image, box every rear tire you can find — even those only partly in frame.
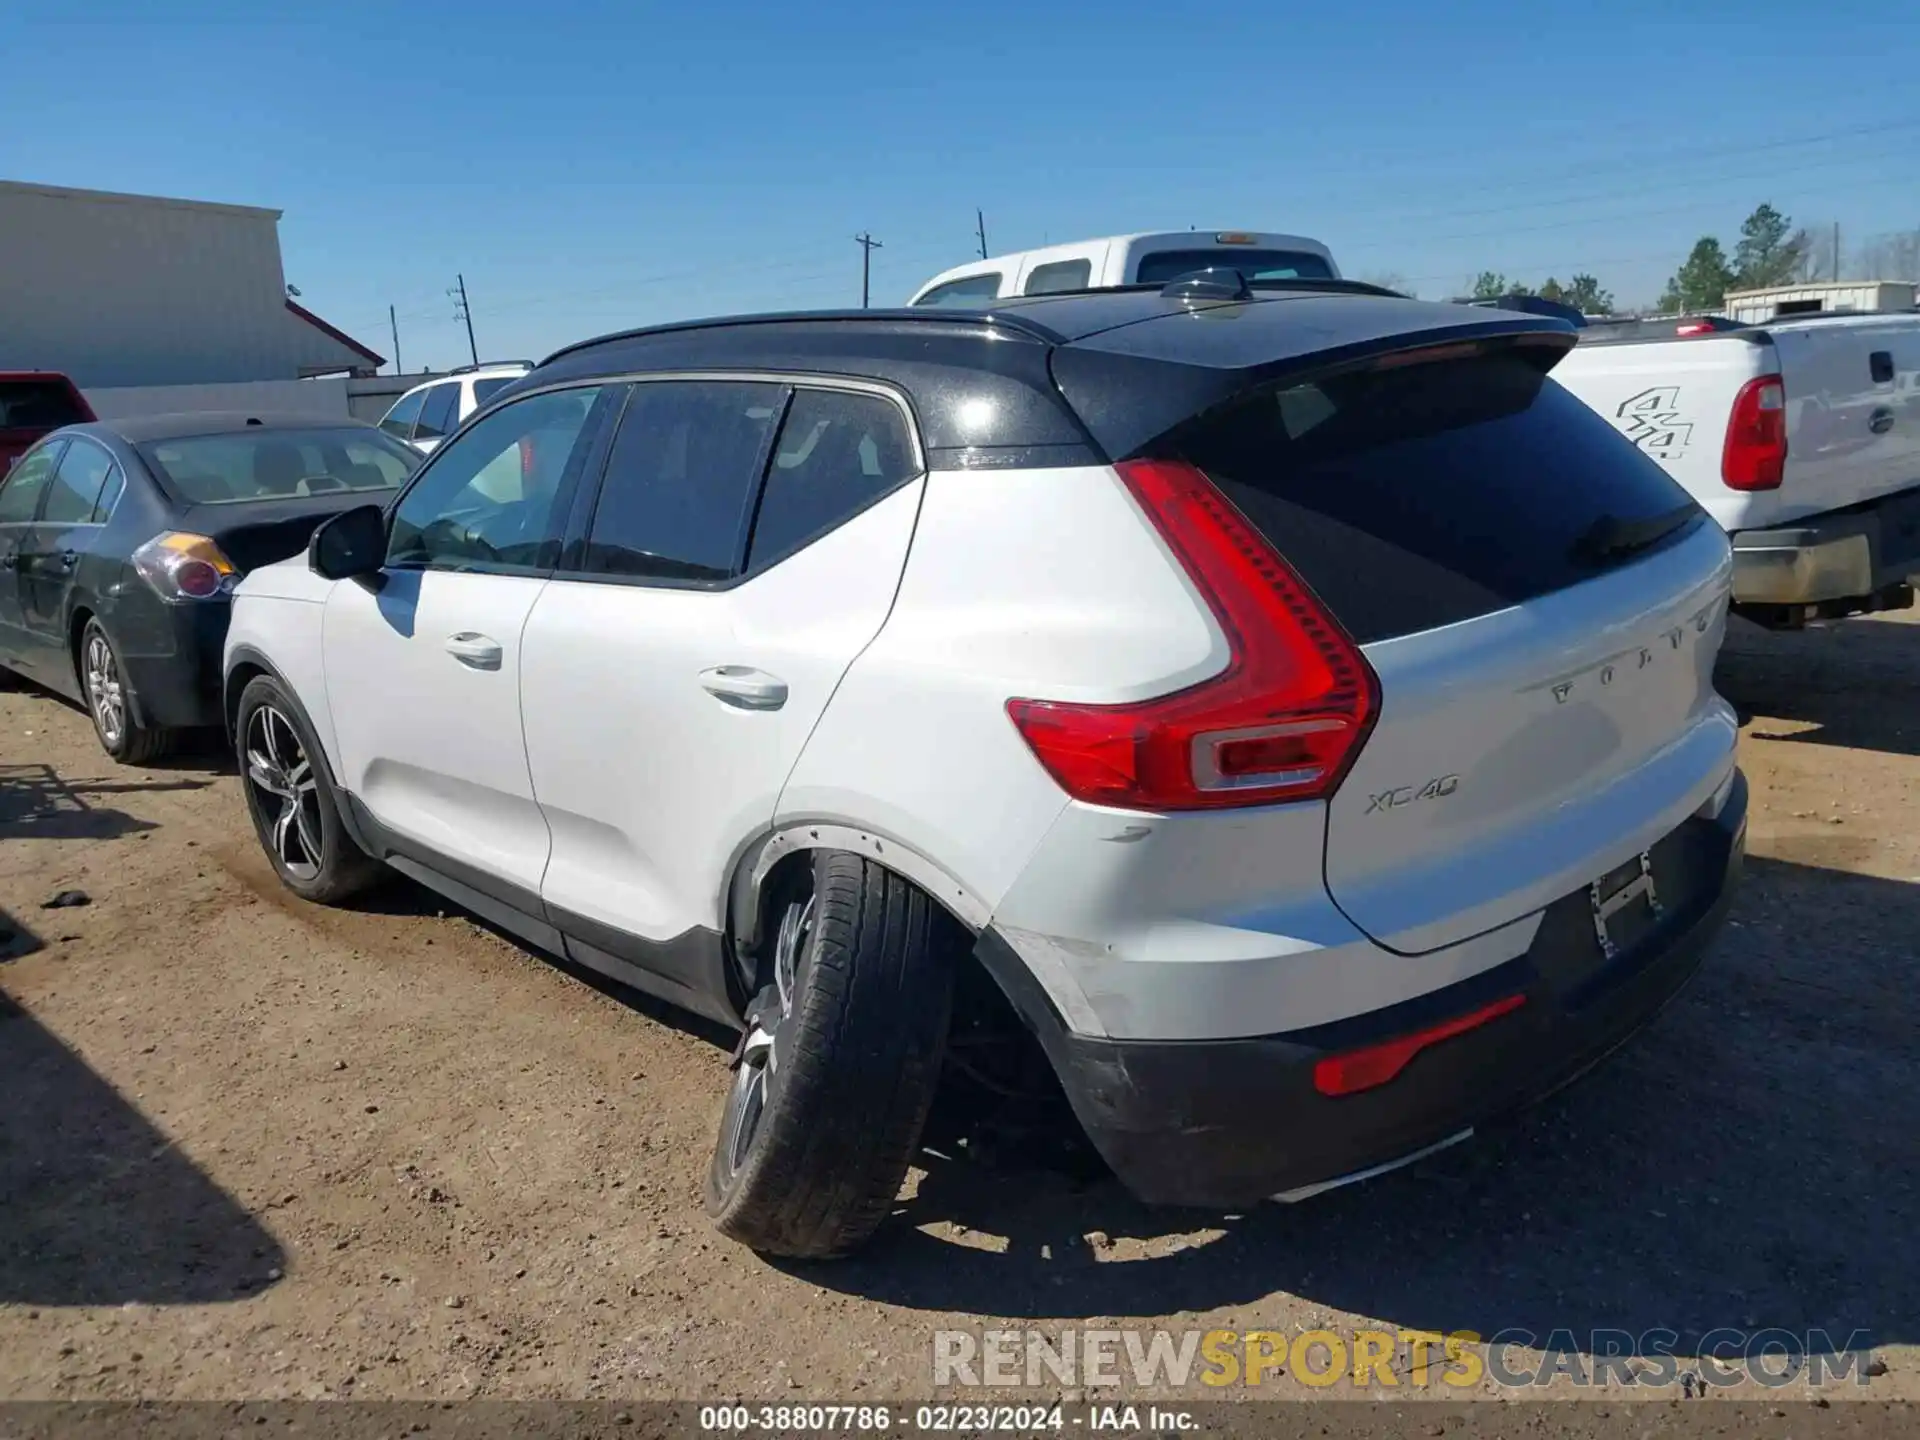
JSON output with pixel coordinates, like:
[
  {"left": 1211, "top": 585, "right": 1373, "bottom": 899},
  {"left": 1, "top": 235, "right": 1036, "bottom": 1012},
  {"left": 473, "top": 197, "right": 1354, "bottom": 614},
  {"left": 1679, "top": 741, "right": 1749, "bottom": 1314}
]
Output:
[
  {"left": 705, "top": 850, "right": 956, "bottom": 1258},
  {"left": 236, "top": 674, "right": 382, "bottom": 904},
  {"left": 80, "top": 620, "right": 175, "bottom": 764}
]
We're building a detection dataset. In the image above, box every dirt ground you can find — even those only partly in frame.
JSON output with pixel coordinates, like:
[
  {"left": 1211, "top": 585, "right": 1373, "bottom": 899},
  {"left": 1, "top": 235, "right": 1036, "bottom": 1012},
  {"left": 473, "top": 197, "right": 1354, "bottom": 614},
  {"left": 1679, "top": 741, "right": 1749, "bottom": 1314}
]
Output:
[{"left": 1, "top": 612, "right": 1915, "bottom": 1406}]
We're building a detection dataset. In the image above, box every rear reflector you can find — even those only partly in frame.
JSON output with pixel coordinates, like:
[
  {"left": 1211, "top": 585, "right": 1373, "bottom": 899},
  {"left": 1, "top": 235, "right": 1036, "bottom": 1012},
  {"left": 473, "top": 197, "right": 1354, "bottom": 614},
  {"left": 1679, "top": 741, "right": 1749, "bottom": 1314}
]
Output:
[
  {"left": 1312, "top": 993, "right": 1528, "bottom": 1097},
  {"left": 1006, "top": 459, "right": 1377, "bottom": 811},
  {"left": 1722, "top": 376, "right": 1787, "bottom": 491}
]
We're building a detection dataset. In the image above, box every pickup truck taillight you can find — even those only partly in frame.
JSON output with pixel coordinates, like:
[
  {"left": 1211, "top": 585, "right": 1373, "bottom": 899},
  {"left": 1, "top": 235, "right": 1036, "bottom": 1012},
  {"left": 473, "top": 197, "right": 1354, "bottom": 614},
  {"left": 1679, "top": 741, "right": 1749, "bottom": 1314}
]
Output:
[{"left": 1723, "top": 377, "right": 1787, "bottom": 491}]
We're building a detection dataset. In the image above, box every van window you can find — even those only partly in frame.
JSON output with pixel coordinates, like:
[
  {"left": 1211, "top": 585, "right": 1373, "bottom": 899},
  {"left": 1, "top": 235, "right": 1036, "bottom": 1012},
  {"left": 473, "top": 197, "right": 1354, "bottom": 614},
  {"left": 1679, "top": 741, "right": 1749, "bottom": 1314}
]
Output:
[
  {"left": 914, "top": 273, "right": 1003, "bottom": 308},
  {"left": 1133, "top": 249, "right": 1335, "bottom": 285},
  {"left": 1024, "top": 260, "right": 1092, "bottom": 296}
]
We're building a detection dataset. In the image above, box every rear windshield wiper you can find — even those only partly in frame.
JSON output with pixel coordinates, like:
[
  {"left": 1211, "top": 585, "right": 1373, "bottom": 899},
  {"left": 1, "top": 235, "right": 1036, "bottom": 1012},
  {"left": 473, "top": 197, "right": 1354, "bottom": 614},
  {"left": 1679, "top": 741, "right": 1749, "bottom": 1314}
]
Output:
[{"left": 1573, "top": 504, "right": 1700, "bottom": 564}]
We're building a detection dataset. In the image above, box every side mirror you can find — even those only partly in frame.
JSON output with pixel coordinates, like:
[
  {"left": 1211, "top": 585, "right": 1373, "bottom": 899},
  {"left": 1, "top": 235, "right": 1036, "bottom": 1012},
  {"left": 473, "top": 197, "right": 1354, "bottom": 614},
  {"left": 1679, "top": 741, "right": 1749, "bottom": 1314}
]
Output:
[{"left": 309, "top": 504, "right": 387, "bottom": 581}]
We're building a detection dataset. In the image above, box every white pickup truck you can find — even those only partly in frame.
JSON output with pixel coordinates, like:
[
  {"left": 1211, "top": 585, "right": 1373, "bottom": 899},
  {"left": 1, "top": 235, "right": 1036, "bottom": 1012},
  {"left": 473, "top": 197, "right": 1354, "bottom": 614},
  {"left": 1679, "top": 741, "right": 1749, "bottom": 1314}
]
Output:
[
  {"left": 908, "top": 230, "right": 1340, "bottom": 307},
  {"left": 1553, "top": 310, "right": 1920, "bottom": 627}
]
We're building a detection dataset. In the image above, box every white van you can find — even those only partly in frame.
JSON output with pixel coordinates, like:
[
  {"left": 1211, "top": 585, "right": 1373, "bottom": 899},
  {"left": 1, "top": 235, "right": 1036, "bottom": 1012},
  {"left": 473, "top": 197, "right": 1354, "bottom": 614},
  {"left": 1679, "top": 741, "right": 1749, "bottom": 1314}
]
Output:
[{"left": 909, "top": 231, "right": 1341, "bottom": 307}]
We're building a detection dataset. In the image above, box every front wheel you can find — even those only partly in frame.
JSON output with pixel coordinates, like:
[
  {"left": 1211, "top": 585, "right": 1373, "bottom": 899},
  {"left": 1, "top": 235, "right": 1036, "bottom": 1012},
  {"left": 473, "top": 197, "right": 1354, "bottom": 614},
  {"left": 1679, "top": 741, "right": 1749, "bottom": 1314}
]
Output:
[
  {"left": 705, "top": 850, "right": 956, "bottom": 1258},
  {"left": 80, "top": 620, "right": 175, "bottom": 763},
  {"left": 236, "top": 675, "right": 382, "bottom": 904}
]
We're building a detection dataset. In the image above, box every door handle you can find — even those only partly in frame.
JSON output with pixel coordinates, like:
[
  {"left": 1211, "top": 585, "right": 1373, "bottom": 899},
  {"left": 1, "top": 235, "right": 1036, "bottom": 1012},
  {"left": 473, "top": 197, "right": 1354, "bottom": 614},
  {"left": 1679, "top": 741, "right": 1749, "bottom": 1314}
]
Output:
[
  {"left": 56, "top": 549, "right": 77, "bottom": 573},
  {"left": 444, "top": 632, "right": 504, "bottom": 669},
  {"left": 699, "top": 665, "right": 789, "bottom": 711},
  {"left": 1869, "top": 407, "right": 1895, "bottom": 435}
]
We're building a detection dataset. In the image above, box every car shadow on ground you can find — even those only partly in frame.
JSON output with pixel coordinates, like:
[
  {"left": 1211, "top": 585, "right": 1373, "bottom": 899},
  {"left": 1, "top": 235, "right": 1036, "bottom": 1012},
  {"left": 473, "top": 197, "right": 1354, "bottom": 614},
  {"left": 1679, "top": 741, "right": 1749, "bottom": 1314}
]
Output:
[
  {"left": 0, "top": 913, "right": 285, "bottom": 1305},
  {"left": 1716, "top": 616, "right": 1920, "bottom": 759},
  {"left": 788, "top": 854, "right": 1915, "bottom": 1362}
]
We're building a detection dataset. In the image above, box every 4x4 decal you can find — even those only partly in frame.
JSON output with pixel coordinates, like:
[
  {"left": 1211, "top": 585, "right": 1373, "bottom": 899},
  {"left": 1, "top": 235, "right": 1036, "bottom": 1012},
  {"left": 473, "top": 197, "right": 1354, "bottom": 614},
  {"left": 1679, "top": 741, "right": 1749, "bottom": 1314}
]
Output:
[{"left": 1614, "top": 386, "right": 1694, "bottom": 459}]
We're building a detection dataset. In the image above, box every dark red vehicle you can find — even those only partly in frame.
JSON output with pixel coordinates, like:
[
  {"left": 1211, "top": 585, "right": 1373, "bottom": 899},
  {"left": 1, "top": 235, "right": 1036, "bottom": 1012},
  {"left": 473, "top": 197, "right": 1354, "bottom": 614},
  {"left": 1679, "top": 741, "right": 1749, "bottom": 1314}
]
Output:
[{"left": 1, "top": 372, "right": 95, "bottom": 473}]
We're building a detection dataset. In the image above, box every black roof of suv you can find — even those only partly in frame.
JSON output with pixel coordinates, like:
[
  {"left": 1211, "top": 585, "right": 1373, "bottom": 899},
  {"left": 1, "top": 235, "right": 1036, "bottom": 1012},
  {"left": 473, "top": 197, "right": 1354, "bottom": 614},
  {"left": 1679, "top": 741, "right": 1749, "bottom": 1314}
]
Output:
[{"left": 513, "top": 288, "right": 1578, "bottom": 469}]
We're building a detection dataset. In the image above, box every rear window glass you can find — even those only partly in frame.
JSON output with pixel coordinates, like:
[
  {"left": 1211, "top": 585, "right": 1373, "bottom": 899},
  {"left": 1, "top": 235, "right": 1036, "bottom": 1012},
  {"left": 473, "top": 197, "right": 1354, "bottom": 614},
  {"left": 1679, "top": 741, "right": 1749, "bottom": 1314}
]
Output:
[
  {"left": 1133, "top": 248, "right": 1334, "bottom": 285},
  {"left": 471, "top": 376, "right": 516, "bottom": 407},
  {"left": 0, "top": 379, "right": 86, "bottom": 430},
  {"left": 914, "top": 273, "right": 1002, "bottom": 308},
  {"left": 1024, "top": 260, "right": 1092, "bottom": 295},
  {"left": 1171, "top": 349, "right": 1702, "bottom": 644},
  {"left": 140, "top": 429, "right": 417, "bottom": 506}
]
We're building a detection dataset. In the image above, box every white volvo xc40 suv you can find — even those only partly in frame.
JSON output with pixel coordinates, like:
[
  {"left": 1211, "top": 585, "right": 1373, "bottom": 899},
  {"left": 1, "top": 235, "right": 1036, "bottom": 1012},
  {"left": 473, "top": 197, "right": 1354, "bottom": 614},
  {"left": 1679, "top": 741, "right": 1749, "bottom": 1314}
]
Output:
[{"left": 224, "top": 275, "right": 1746, "bottom": 1258}]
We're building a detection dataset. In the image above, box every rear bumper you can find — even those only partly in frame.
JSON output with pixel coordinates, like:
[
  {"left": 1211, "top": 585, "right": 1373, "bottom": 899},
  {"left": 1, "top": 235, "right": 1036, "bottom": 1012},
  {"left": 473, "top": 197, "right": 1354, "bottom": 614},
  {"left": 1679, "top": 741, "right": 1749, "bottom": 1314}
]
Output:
[
  {"left": 114, "top": 600, "right": 230, "bottom": 730},
  {"left": 983, "top": 771, "right": 1746, "bottom": 1209},
  {"left": 1730, "top": 487, "right": 1920, "bottom": 606}
]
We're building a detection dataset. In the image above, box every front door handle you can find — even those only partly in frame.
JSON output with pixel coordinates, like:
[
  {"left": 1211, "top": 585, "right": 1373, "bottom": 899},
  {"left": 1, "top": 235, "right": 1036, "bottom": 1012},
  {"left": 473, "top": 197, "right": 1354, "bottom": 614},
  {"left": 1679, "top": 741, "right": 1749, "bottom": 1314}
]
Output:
[
  {"left": 55, "top": 549, "right": 77, "bottom": 573},
  {"left": 444, "top": 632, "right": 504, "bottom": 669},
  {"left": 1869, "top": 407, "right": 1895, "bottom": 435},
  {"left": 699, "top": 665, "right": 788, "bottom": 711}
]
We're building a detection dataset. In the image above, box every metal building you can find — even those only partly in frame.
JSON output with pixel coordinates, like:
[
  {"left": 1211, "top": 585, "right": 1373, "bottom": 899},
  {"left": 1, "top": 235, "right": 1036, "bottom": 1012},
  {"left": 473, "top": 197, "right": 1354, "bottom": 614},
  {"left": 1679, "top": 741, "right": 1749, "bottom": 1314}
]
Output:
[
  {"left": 0, "top": 179, "right": 383, "bottom": 388},
  {"left": 1722, "top": 280, "right": 1920, "bottom": 324}
]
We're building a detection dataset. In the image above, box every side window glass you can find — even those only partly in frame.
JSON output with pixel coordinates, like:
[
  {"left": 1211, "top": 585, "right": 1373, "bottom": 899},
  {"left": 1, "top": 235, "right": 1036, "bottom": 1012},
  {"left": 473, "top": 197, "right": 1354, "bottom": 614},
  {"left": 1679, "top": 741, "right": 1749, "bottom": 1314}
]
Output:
[
  {"left": 414, "top": 383, "right": 459, "bottom": 442},
  {"left": 580, "top": 381, "right": 783, "bottom": 582},
  {"left": 92, "top": 463, "right": 125, "bottom": 523},
  {"left": 387, "top": 386, "right": 606, "bottom": 573},
  {"left": 44, "top": 439, "right": 114, "bottom": 525},
  {"left": 380, "top": 389, "right": 426, "bottom": 440},
  {"left": 0, "top": 442, "right": 64, "bottom": 524},
  {"left": 1023, "top": 259, "right": 1091, "bottom": 295},
  {"left": 914, "top": 273, "right": 1002, "bottom": 307},
  {"left": 747, "top": 389, "right": 918, "bottom": 570}
]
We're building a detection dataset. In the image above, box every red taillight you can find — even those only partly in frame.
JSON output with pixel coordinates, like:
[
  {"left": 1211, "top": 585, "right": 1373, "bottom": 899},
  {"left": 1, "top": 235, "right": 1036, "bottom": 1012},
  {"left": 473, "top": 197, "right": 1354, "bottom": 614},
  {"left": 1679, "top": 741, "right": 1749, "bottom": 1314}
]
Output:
[
  {"left": 1722, "top": 376, "right": 1786, "bottom": 491},
  {"left": 1676, "top": 321, "right": 1715, "bottom": 336},
  {"left": 1312, "top": 993, "right": 1528, "bottom": 1097},
  {"left": 1004, "top": 459, "right": 1378, "bottom": 811}
]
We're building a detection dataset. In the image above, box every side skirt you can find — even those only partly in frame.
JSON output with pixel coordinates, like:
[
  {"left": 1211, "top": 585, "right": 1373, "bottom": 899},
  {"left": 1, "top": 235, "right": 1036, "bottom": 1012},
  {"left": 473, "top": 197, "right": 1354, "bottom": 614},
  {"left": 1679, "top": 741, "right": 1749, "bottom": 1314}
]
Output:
[{"left": 342, "top": 795, "right": 740, "bottom": 1030}]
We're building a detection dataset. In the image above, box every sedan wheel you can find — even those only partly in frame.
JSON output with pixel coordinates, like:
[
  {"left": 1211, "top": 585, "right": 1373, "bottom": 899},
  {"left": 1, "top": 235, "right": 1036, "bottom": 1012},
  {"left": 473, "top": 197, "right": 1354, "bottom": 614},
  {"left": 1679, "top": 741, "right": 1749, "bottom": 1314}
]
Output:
[
  {"left": 243, "top": 703, "right": 324, "bottom": 882},
  {"left": 83, "top": 631, "right": 125, "bottom": 749}
]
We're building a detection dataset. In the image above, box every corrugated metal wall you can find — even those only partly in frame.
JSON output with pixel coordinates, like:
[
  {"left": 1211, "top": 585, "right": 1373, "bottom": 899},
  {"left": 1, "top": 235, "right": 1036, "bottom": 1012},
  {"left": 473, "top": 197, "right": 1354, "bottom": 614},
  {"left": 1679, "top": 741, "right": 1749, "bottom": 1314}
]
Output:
[{"left": 0, "top": 182, "right": 307, "bottom": 388}]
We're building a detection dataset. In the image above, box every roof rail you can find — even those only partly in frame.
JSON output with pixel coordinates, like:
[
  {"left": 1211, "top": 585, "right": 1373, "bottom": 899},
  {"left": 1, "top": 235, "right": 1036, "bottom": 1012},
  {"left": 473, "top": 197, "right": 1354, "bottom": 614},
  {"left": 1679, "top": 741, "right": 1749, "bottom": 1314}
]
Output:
[
  {"left": 539, "top": 308, "right": 1065, "bottom": 367},
  {"left": 448, "top": 360, "right": 534, "bottom": 374}
]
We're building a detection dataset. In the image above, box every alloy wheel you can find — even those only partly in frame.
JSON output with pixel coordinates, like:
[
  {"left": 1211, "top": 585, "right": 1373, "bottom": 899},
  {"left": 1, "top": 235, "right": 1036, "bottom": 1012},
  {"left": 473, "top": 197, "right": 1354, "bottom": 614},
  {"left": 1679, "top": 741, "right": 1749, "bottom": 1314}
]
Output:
[
  {"left": 720, "top": 891, "right": 815, "bottom": 1180},
  {"left": 83, "top": 633, "right": 125, "bottom": 748},
  {"left": 244, "top": 704, "right": 324, "bottom": 882}
]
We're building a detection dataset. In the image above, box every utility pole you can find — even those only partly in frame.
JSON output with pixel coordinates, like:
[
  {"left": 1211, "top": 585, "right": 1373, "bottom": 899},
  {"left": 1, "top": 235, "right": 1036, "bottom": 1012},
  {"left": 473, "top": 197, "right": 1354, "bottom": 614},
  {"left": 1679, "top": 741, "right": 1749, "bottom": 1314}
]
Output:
[
  {"left": 449, "top": 273, "right": 479, "bottom": 366},
  {"left": 1833, "top": 221, "right": 1842, "bottom": 281},
  {"left": 855, "top": 233, "right": 883, "bottom": 308},
  {"left": 389, "top": 304, "right": 402, "bottom": 376},
  {"left": 976, "top": 209, "right": 989, "bottom": 260}
]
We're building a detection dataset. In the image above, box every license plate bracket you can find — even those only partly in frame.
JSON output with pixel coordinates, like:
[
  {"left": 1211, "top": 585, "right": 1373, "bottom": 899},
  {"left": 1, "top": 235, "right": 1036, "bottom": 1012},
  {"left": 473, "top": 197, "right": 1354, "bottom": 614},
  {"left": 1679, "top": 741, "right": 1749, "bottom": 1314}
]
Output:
[{"left": 1589, "top": 851, "right": 1662, "bottom": 959}]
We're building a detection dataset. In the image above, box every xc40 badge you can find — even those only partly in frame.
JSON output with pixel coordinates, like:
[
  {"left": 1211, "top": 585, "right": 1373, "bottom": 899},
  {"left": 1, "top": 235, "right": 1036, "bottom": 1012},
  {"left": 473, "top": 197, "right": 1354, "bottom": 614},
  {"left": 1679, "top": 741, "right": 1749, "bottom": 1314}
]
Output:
[{"left": 1366, "top": 774, "right": 1461, "bottom": 814}]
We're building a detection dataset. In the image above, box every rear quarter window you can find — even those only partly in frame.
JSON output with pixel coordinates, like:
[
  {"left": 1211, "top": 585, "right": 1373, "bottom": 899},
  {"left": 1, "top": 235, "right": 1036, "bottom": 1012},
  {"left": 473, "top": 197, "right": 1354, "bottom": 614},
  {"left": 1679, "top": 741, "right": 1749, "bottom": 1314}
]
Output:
[{"left": 1169, "top": 348, "right": 1703, "bottom": 644}]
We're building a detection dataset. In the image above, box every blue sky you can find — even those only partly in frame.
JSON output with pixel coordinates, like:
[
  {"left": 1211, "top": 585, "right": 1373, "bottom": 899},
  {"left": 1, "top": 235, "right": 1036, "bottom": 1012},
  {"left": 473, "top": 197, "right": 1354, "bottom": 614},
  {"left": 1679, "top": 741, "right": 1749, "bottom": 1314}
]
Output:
[{"left": 5, "top": 0, "right": 1918, "bottom": 371}]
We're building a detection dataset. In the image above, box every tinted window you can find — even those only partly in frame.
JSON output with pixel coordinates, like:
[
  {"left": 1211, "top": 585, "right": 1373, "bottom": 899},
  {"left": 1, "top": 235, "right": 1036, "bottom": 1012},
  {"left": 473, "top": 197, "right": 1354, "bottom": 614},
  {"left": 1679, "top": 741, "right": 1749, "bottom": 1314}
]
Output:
[
  {"left": 914, "top": 273, "right": 1002, "bottom": 308},
  {"left": 414, "top": 383, "right": 460, "bottom": 441},
  {"left": 140, "top": 429, "right": 415, "bottom": 505},
  {"left": 1133, "top": 248, "right": 1334, "bottom": 284},
  {"left": 1171, "top": 350, "right": 1700, "bottom": 644},
  {"left": 1024, "top": 259, "right": 1092, "bottom": 296},
  {"left": 748, "top": 389, "right": 918, "bottom": 570},
  {"left": 380, "top": 388, "right": 427, "bottom": 439},
  {"left": 92, "top": 462, "right": 125, "bottom": 523},
  {"left": 581, "top": 381, "right": 782, "bottom": 581},
  {"left": 0, "top": 442, "right": 62, "bottom": 523},
  {"left": 0, "top": 380, "right": 86, "bottom": 429},
  {"left": 471, "top": 376, "right": 516, "bottom": 407},
  {"left": 389, "top": 386, "right": 606, "bottom": 572},
  {"left": 43, "top": 438, "right": 113, "bottom": 524}
]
